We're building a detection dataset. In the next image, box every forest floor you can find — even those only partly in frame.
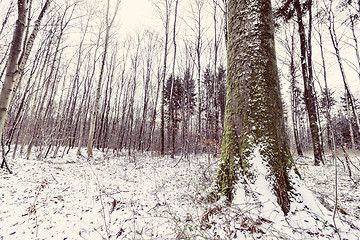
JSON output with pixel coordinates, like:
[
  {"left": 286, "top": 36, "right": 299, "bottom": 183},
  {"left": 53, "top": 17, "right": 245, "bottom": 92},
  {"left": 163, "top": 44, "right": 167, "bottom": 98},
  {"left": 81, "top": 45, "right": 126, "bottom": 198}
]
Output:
[{"left": 0, "top": 147, "right": 359, "bottom": 239}]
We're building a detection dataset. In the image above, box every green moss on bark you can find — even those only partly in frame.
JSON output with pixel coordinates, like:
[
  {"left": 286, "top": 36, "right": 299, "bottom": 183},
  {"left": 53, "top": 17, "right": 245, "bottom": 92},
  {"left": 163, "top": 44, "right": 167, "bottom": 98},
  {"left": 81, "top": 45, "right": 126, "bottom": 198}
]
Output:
[{"left": 216, "top": 0, "right": 297, "bottom": 215}]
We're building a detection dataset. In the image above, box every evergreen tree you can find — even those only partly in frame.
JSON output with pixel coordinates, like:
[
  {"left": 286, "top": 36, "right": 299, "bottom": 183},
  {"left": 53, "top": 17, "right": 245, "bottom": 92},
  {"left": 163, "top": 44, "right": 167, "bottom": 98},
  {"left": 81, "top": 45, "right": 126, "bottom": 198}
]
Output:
[
  {"left": 182, "top": 68, "right": 196, "bottom": 115},
  {"left": 203, "top": 66, "right": 216, "bottom": 140},
  {"left": 216, "top": 66, "right": 226, "bottom": 126},
  {"left": 164, "top": 75, "right": 184, "bottom": 156},
  {"left": 319, "top": 88, "right": 336, "bottom": 149},
  {"left": 202, "top": 66, "right": 227, "bottom": 142}
]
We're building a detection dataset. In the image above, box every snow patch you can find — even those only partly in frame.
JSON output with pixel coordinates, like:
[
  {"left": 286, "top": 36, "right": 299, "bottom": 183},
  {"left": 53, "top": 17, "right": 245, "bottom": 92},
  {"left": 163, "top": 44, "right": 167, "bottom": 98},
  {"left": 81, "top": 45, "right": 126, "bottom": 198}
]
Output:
[
  {"left": 231, "top": 146, "right": 360, "bottom": 239},
  {"left": 0, "top": 147, "right": 359, "bottom": 239}
]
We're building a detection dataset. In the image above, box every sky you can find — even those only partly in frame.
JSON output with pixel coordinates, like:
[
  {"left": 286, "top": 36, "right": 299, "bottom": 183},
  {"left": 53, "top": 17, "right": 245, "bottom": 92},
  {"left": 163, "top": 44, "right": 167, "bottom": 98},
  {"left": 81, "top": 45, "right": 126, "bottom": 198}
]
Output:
[
  {"left": 119, "top": 0, "right": 158, "bottom": 33},
  {"left": 0, "top": 0, "right": 359, "bottom": 100},
  {"left": 116, "top": 0, "right": 360, "bottom": 98}
]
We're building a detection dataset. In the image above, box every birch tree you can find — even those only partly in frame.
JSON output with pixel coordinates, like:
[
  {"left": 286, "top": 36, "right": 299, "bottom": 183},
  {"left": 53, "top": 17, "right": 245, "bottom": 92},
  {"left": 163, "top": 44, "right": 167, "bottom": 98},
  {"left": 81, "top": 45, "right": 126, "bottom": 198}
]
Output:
[{"left": 0, "top": 0, "right": 50, "bottom": 142}]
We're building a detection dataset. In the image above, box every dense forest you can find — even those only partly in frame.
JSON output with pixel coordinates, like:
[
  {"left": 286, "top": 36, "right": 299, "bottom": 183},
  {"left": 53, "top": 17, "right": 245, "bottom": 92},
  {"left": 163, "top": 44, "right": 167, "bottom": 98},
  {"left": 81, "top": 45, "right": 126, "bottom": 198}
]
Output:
[
  {"left": 0, "top": 0, "right": 360, "bottom": 239},
  {"left": 0, "top": 0, "right": 358, "bottom": 163}
]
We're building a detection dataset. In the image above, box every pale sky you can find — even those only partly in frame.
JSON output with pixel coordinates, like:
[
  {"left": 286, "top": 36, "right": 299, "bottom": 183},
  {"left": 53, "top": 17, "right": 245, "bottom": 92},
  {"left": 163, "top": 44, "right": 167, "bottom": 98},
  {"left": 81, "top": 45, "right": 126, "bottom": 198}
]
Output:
[{"left": 119, "top": 0, "right": 158, "bottom": 33}]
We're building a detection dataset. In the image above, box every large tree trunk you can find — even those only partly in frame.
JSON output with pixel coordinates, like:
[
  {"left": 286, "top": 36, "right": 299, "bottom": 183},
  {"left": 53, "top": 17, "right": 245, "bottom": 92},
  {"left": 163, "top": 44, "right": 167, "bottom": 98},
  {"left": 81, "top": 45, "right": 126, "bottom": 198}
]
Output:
[
  {"left": 214, "top": 4, "right": 358, "bottom": 237},
  {"left": 216, "top": 0, "right": 295, "bottom": 215}
]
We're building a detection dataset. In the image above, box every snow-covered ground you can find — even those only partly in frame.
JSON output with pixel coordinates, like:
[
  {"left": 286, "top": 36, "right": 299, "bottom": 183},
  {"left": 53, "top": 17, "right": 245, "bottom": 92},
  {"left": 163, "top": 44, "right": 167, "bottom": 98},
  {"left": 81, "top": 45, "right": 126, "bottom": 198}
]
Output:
[{"left": 0, "top": 148, "right": 359, "bottom": 239}]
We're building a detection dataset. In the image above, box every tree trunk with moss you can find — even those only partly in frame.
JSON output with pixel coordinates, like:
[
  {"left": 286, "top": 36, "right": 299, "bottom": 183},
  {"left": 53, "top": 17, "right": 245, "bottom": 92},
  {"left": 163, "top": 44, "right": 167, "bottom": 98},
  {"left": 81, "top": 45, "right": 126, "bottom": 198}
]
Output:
[{"left": 216, "top": 0, "right": 295, "bottom": 215}]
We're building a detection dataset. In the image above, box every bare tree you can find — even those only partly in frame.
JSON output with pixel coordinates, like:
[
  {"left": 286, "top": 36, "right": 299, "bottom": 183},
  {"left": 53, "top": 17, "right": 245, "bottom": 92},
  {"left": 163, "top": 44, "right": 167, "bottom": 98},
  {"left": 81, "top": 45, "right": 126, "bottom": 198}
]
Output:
[
  {"left": 0, "top": 1, "right": 15, "bottom": 40},
  {"left": 278, "top": 24, "right": 304, "bottom": 157},
  {"left": 169, "top": 0, "right": 179, "bottom": 158},
  {"left": 150, "top": 0, "right": 174, "bottom": 155},
  {"left": 26, "top": 3, "right": 75, "bottom": 159},
  {"left": 0, "top": 0, "right": 50, "bottom": 172},
  {"left": 326, "top": 0, "right": 360, "bottom": 146},
  {"left": 138, "top": 31, "right": 159, "bottom": 152},
  {"left": 0, "top": 0, "right": 50, "bottom": 141},
  {"left": 275, "top": 0, "right": 325, "bottom": 164},
  {"left": 185, "top": 0, "right": 207, "bottom": 151},
  {"left": 87, "top": 0, "right": 121, "bottom": 157}
]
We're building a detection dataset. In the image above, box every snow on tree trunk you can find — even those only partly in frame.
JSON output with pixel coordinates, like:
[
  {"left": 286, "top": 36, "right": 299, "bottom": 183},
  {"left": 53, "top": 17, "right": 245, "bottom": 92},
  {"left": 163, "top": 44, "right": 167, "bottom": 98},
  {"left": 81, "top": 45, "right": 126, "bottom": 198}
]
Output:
[
  {"left": 217, "top": 0, "right": 293, "bottom": 214},
  {"left": 216, "top": 1, "right": 359, "bottom": 237}
]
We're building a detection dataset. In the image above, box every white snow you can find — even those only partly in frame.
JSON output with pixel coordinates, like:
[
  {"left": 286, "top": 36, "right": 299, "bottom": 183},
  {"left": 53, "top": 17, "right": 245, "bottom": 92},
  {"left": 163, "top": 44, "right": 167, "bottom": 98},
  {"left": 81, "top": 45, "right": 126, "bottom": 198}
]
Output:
[{"left": 0, "top": 147, "right": 359, "bottom": 239}]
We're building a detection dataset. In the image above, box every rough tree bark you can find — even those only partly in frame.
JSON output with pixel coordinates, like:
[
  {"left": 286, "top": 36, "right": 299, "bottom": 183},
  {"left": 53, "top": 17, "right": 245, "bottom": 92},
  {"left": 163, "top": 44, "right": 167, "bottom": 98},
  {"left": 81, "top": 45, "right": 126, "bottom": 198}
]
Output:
[{"left": 216, "top": 0, "right": 296, "bottom": 215}]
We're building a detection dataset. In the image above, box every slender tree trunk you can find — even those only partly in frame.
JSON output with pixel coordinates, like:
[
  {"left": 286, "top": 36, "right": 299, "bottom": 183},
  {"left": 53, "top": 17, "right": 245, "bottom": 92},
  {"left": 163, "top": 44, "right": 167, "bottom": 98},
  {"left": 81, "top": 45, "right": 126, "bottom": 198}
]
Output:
[
  {"left": 160, "top": 1, "right": 170, "bottom": 156},
  {"left": 147, "top": 68, "right": 162, "bottom": 151},
  {"left": 317, "top": 25, "right": 333, "bottom": 149},
  {"left": 170, "top": 0, "right": 179, "bottom": 158},
  {"left": 87, "top": 35, "right": 107, "bottom": 156},
  {"left": 196, "top": 25, "right": 202, "bottom": 149},
  {"left": 294, "top": 0, "right": 324, "bottom": 165},
  {"left": 27, "top": 20, "right": 65, "bottom": 159},
  {"left": 77, "top": 40, "right": 99, "bottom": 156},
  {"left": 138, "top": 47, "right": 152, "bottom": 152},
  {"left": 77, "top": 81, "right": 92, "bottom": 155},
  {"left": 213, "top": 0, "right": 220, "bottom": 142},
  {"left": 289, "top": 32, "right": 303, "bottom": 157},
  {"left": 0, "top": 2, "right": 15, "bottom": 39},
  {"left": 51, "top": 73, "right": 68, "bottom": 158},
  {"left": 349, "top": 15, "right": 360, "bottom": 84},
  {"left": 328, "top": 3, "right": 360, "bottom": 144},
  {"left": 222, "top": 0, "right": 228, "bottom": 48},
  {"left": 87, "top": 0, "right": 121, "bottom": 157},
  {"left": 7, "top": 40, "right": 43, "bottom": 157},
  {"left": 0, "top": 0, "right": 28, "bottom": 139},
  {"left": 346, "top": 93, "right": 356, "bottom": 148}
]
